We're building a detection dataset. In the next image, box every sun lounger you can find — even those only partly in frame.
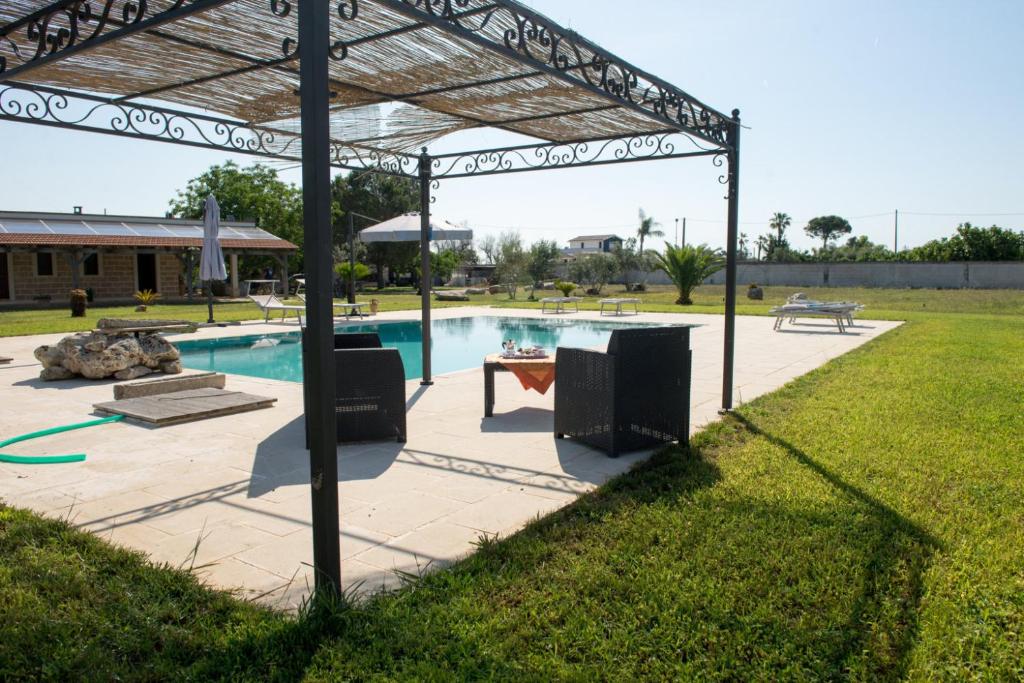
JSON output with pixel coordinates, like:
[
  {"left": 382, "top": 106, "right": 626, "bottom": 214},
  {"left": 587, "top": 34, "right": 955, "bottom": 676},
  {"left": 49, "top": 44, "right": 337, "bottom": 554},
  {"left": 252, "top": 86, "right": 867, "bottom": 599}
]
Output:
[
  {"left": 249, "top": 294, "right": 305, "bottom": 324},
  {"left": 541, "top": 296, "right": 581, "bottom": 314},
  {"left": 599, "top": 298, "right": 641, "bottom": 316},
  {"left": 294, "top": 291, "right": 368, "bottom": 317},
  {"left": 770, "top": 301, "right": 864, "bottom": 333}
]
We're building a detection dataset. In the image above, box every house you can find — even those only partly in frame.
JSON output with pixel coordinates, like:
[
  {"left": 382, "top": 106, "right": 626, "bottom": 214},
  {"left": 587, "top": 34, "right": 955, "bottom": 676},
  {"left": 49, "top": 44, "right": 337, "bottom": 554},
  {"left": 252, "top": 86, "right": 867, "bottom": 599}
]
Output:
[
  {"left": 0, "top": 210, "right": 298, "bottom": 305},
  {"left": 567, "top": 234, "right": 624, "bottom": 252},
  {"left": 560, "top": 234, "right": 624, "bottom": 262}
]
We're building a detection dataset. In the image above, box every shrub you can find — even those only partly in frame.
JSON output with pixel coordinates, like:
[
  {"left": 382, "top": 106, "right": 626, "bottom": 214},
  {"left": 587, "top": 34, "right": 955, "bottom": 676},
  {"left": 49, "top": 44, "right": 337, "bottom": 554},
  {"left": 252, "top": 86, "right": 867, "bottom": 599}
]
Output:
[
  {"left": 654, "top": 244, "right": 725, "bottom": 305},
  {"left": 553, "top": 280, "right": 577, "bottom": 297}
]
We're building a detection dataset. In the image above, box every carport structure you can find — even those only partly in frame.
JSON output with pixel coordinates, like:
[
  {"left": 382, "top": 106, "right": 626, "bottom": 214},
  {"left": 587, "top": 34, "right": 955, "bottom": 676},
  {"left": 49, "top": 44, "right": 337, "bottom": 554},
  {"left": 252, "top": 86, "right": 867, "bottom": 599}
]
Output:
[{"left": 0, "top": 0, "right": 741, "bottom": 595}]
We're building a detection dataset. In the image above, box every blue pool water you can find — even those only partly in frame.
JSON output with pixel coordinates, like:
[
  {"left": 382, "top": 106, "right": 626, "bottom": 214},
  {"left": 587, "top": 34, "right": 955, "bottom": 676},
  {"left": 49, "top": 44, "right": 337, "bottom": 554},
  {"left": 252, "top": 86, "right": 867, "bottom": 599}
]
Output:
[{"left": 176, "top": 316, "right": 675, "bottom": 382}]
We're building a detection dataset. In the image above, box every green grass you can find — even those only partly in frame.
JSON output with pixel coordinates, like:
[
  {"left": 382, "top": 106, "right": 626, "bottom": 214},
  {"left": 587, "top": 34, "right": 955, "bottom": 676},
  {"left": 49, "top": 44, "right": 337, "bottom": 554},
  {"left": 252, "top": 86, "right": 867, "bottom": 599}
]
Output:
[
  {"left": 497, "top": 284, "right": 1024, "bottom": 320},
  {"left": 2, "top": 290, "right": 1023, "bottom": 679},
  {"left": 0, "top": 290, "right": 472, "bottom": 338},
  {"left": 4, "top": 284, "right": 1021, "bottom": 338}
]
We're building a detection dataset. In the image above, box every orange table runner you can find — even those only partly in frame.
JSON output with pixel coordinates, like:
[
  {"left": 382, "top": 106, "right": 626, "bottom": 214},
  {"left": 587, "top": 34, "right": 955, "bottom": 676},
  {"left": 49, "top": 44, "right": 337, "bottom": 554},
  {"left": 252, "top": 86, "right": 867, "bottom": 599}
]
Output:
[{"left": 487, "top": 354, "right": 556, "bottom": 395}]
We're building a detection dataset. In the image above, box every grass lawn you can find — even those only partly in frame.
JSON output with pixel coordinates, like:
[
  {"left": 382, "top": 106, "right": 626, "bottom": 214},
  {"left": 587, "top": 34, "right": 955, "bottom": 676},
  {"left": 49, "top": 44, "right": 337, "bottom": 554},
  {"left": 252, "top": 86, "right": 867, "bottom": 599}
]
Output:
[
  {"left": 1, "top": 288, "right": 1023, "bottom": 679},
  {"left": 3, "top": 284, "right": 1021, "bottom": 338},
  {"left": 0, "top": 290, "right": 471, "bottom": 338}
]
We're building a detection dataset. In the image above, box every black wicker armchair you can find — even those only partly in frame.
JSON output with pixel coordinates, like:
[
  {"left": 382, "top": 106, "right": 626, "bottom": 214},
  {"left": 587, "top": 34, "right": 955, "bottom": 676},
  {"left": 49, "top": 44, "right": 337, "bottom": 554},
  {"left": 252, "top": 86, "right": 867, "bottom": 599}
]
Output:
[
  {"left": 303, "top": 331, "right": 407, "bottom": 444},
  {"left": 554, "top": 326, "right": 691, "bottom": 457}
]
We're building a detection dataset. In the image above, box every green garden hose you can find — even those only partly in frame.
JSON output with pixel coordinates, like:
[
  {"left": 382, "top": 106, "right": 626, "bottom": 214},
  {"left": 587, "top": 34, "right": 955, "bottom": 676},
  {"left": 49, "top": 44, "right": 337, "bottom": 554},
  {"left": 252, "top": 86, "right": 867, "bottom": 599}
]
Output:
[{"left": 0, "top": 415, "right": 125, "bottom": 464}]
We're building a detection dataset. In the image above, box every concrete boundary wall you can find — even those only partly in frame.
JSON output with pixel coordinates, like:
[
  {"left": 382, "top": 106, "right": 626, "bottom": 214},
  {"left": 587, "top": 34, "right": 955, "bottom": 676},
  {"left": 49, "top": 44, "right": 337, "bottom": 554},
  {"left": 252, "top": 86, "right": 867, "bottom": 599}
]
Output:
[{"left": 700, "top": 261, "right": 1024, "bottom": 289}]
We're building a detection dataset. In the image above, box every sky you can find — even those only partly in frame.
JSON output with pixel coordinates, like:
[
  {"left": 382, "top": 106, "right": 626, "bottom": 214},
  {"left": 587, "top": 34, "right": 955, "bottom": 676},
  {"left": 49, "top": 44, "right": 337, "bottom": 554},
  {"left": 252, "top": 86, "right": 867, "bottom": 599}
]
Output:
[{"left": 2, "top": 0, "right": 1022, "bottom": 254}]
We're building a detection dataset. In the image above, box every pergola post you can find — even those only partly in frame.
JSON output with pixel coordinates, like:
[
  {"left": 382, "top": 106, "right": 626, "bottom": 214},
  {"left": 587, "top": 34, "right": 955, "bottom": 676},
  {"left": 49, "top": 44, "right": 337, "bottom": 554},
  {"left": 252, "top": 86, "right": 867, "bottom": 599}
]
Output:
[
  {"left": 299, "top": 0, "right": 341, "bottom": 596},
  {"left": 721, "top": 109, "right": 741, "bottom": 412},
  {"left": 419, "top": 148, "right": 434, "bottom": 386}
]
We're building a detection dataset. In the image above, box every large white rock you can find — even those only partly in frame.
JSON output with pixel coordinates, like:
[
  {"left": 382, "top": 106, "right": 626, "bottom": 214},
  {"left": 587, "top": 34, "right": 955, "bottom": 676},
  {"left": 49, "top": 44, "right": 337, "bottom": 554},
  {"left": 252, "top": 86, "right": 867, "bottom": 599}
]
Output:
[{"left": 35, "top": 332, "right": 183, "bottom": 381}]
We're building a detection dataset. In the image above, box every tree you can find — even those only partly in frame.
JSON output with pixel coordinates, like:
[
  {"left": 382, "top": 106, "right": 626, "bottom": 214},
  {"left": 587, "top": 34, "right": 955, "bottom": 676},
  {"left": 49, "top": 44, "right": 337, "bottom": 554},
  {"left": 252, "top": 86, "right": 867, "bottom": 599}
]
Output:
[
  {"left": 738, "top": 232, "right": 750, "bottom": 260},
  {"left": 493, "top": 231, "right": 530, "bottom": 299},
  {"left": 169, "top": 161, "right": 302, "bottom": 274},
  {"left": 816, "top": 235, "right": 893, "bottom": 262},
  {"left": 906, "top": 223, "right": 1024, "bottom": 262},
  {"left": 334, "top": 261, "right": 370, "bottom": 298},
  {"left": 654, "top": 244, "right": 725, "bottom": 305},
  {"left": 430, "top": 248, "right": 462, "bottom": 284},
  {"left": 569, "top": 253, "right": 619, "bottom": 295},
  {"left": 478, "top": 235, "right": 499, "bottom": 265},
  {"left": 330, "top": 171, "right": 419, "bottom": 288},
  {"left": 804, "top": 215, "right": 853, "bottom": 250},
  {"left": 769, "top": 212, "right": 791, "bottom": 243},
  {"left": 526, "top": 239, "right": 561, "bottom": 299},
  {"left": 636, "top": 208, "right": 664, "bottom": 254},
  {"left": 755, "top": 234, "right": 770, "bottom": 260},
  {"left": 611, "top": 239, "right": 641, "bottom": 291}
]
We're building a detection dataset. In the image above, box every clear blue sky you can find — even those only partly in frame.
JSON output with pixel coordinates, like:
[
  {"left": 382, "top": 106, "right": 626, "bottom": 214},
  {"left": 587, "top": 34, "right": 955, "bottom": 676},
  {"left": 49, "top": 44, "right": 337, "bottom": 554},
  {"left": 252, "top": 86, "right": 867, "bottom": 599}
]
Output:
[{"left": 2, "top": 0, "right": 1022, "bottom": 252}]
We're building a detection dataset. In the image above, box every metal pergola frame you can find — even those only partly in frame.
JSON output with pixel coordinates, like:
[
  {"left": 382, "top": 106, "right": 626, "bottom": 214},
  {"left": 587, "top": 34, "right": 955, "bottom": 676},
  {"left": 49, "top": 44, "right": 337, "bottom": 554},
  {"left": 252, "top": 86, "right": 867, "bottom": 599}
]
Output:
[{"left": 0, "top": 0, "right": 741, "bottom": 597}]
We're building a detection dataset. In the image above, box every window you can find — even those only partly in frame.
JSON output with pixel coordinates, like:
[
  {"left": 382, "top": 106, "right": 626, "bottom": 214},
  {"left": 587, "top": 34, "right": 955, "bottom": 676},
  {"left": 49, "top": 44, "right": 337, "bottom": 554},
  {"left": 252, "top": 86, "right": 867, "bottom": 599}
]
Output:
[
  {"left": 36, "top": 252, "right": 54, "bottom": 277},
  {"left": 82, "top": 252, "right": 100, "bottom": 276}
]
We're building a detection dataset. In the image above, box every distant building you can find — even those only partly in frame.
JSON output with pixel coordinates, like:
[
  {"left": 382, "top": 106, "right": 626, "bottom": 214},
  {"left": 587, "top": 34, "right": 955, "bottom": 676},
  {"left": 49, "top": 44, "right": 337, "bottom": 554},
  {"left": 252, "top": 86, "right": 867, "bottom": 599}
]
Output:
[
  {"left": 561, "top": 233, "right": 624, "bottom": 262},
  {"left": 0, "top": 211, "right": 297, "bottom": 305}
]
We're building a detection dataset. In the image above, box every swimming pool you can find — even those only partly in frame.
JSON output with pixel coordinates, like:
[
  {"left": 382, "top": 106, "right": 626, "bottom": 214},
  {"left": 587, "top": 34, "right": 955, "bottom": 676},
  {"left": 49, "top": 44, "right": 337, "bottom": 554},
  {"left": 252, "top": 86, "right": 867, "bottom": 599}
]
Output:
[{"left": 176, "top": 315, "right": 676, "bottom": 383}]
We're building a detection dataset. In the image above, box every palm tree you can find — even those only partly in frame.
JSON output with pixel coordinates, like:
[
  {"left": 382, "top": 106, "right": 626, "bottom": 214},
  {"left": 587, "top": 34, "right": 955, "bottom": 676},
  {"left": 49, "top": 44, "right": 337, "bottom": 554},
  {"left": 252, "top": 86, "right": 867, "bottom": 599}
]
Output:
[
  {"left": 756, "top": 234, "right": 770, "bottom": 261},
  {"left": 769, "top": 212, "right": 791, "bottom": 243},
  {"left": 636, "top": 208, "right": 664, "bottom": 254},
  {"left": 654, "top": 244, "right": 726, "bottom": 305}
]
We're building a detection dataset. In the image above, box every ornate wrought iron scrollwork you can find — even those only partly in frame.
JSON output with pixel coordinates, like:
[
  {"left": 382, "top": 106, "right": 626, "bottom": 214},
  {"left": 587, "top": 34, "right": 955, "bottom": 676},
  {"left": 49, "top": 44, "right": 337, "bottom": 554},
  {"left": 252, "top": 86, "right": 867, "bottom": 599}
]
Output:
[
  {"left": 429, "top": 132, "right": 718, "bottom": 179},
  {"left": 337, "top": 0, "right": 359, "bottom": 20},
  {"left": 384, "top": 0, "right": 730, "bottom": 148},
  {"left": 0, "top": 82, "right": 420, "bottom": 176},
  {"left": 329, "top": 143, "right": 420, "bottom": 177},
  {"left": 0, "top": 0, "right": 202, "bottom": 77}
]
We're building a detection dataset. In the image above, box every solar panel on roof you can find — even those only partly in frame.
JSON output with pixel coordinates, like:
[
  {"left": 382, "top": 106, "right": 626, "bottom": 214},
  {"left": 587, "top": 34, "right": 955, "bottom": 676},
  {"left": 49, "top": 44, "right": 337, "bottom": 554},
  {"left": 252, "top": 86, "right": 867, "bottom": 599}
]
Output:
[
  {"left": 87, "top": 223, "right": 133, "bottom": 235},
  {"left": 231, "top": 227, "right": 275, "bottom": 239},
  {"left": 2, "top": 221, "right": 52, "bottom": 234},
  {"left": 165, "top": 226, "right": 203, "bottom": 237},
  {"left": 44, "top": 222, "right": 96, "bottom": 235}
]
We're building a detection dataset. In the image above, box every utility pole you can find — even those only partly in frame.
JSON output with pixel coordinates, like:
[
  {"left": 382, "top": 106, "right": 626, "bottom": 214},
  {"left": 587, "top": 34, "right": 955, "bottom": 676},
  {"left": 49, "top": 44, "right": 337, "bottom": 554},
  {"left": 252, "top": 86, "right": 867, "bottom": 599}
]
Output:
[
  {"left": 674, "top": 218, "right": 679, "bottom": 245},
  {"left": 893, "top": 209, "right": 899, "bottom": 258},
  {"left": 681, "top": 217, "right": 687, "bottom": 248}
]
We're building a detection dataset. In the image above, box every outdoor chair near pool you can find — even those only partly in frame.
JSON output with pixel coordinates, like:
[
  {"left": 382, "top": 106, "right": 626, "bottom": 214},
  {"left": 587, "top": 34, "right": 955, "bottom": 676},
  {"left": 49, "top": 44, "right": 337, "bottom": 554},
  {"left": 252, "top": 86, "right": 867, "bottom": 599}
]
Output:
[
  {"left": 303, "top": 332, "right": 407, "bottom": 444},
  {"left": 248, "top": 293, "right": 305, "bottom": 324},
  {"left": 555, "top": 326, "right": 691, "bottom": 457}
]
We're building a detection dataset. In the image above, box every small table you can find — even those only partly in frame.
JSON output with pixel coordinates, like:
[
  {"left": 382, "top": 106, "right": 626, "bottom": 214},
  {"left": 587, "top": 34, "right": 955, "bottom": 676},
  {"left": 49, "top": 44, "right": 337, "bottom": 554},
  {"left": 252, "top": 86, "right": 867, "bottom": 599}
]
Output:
[
  {"left": 599, "top": 298, "right": 641, "bottom": 315},
  {"left": 484, "top": 353, "right": 556, "bottom": 417}
]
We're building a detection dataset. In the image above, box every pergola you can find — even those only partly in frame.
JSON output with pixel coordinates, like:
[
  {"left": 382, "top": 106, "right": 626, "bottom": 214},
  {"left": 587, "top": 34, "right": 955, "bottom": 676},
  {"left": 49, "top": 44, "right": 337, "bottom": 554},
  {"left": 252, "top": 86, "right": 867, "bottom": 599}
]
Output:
[{"left": 0, "top": 0, "right": 741, "bottom": 595}]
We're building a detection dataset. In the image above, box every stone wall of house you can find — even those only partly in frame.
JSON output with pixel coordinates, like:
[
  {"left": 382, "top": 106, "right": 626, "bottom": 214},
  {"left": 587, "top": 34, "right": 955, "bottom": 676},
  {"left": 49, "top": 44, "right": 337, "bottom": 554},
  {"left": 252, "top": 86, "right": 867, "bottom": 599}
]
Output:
[{"left": 6, "top": 250, "right": 187, "bottom": 303}]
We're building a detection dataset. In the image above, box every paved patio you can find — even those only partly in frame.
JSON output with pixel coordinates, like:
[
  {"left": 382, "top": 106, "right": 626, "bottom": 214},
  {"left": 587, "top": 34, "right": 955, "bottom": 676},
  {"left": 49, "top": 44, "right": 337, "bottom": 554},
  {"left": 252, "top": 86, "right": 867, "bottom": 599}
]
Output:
[{"left": 0, "top": 307, "right": 900, "bottom": 608}]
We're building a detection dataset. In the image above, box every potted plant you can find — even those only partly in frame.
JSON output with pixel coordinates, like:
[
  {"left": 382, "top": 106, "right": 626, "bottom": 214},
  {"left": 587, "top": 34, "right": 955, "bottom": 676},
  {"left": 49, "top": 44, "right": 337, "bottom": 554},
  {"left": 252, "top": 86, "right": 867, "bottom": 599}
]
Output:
[
  {"left": 747, "top": 283, "right": 764, "bottom": 300},
  {"left": 69, "top": 289, "right": 88, "bottom": 317},
  {"left": 134, "top": 289, "right": 160, "bottom": 312}
]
